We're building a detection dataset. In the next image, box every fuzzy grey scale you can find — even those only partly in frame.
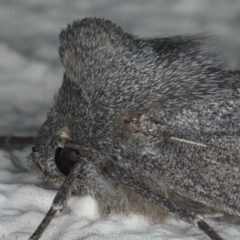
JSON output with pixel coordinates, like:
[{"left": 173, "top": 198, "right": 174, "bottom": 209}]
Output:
[{"left": 28, "top": 18, "right": 240, "bottom": 223}]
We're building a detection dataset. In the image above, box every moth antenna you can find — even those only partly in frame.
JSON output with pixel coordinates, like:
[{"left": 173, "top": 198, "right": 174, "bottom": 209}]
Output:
[
  {"left": 109, "top": 166, "right": 223, "bottom": 240},
  {"left": 29, "top": 160, "right": 86, "bottom": 240},
  {"left": 29, "top": 207, "right": 57, "bottom": 240},
  {"left": 0, "top": 136, "right": 35, "bottom": 145}
]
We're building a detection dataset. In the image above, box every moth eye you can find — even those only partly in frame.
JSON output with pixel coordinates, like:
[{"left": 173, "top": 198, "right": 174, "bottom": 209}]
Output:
[{"left": 54, "top": 147, "right": 80, "bottom": 176}]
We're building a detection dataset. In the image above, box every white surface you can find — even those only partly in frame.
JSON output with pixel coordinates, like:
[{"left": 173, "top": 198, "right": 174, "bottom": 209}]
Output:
[{"left": 0, "top": 1, "right": 240, "bottom": 239}]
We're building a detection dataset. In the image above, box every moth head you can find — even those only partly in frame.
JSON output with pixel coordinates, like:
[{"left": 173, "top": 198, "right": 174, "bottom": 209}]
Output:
[
  {"left": 27, "top": 18, "right": 122, "bottom": 186},
  {"left": 27, "top": 113, "right": 84, "bottom": 188}
]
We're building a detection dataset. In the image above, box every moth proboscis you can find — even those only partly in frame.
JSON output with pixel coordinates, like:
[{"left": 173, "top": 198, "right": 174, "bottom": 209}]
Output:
[{"left": 1, "top": 17, "right": 240, "bottom": 240}]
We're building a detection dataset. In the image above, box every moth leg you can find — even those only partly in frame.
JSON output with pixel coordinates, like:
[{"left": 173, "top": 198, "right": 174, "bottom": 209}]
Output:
[
  {"left": 29, "top": 160, "right": 86, "bottom": 240},
  {"left": 197, "top": 219, "right": 223, "bottom": 240},
  {"left": 109, "top": 167, "right": 223, "bottom": 240},
  {"left": 0, "top": 136, "right": 35, "bottom": 145}
]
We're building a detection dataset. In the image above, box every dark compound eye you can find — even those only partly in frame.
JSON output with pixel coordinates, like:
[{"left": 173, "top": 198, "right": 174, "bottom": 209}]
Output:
[{"left": 54, "top": 147, "right": 80, "bottom": 176}]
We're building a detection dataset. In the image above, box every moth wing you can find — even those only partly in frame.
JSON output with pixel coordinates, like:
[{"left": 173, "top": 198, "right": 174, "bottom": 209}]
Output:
[{"left": 119, "top": 86, "right": 240, "bottom": 217}]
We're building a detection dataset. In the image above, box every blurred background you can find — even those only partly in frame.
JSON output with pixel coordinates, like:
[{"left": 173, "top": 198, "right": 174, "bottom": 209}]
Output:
[{"left": 0, "top": 0, "right": 240, "bottom": 136}]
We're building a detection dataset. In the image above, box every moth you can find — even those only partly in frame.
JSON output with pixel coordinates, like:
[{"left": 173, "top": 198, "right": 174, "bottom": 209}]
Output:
[{"left": 1, "top": 17, "right": 240, "bottom": 240}]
